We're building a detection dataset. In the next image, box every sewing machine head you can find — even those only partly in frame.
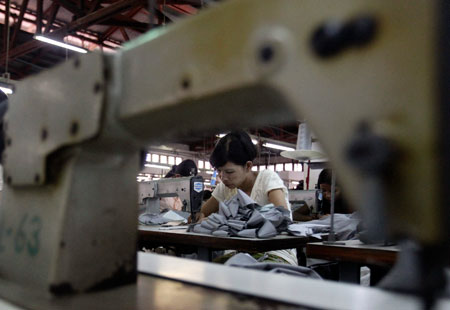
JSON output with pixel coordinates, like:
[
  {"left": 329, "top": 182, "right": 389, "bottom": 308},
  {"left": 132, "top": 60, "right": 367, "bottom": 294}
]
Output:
[
  {"left": 289, "top": 190, "right": 321, "bottom": 214},
  {"left": 0, "top": 0, "right": 448, "bottom": 306},
  {"left": 138, "top": 176, "right": 204, "bottom": 215}
]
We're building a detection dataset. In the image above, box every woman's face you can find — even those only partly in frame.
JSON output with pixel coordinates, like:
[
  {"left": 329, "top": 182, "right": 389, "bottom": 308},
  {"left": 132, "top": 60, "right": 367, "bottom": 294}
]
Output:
[
  {"left": 319, "top": 183, "right": 341, "bottom": 201},
  {"left": 217, "top": 161, "right": 251, "bottom": 189}
]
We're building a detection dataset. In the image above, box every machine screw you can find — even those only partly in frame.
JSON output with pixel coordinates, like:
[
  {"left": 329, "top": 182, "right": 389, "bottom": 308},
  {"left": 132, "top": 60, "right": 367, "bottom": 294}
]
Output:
[
  {"left": 181, "top": 77, "right": 191, "bottom": 90},
  {"left": 70, "top": 121, "right": 79, "bottom": 136},
  {"left": 41, "top": 128, "right": 48, "bottom": 141},
  {"left": 74, "top": 58, "right": 80, "bottom": 68},
  {"left": 259, "top": 45, "right": 275, "bottom": 63},
  {"left": 311, "top": 15, "right": 377, "bottom": 58},
  {"left": 93, "top": 82, "right": 102, "bottom": 94}
]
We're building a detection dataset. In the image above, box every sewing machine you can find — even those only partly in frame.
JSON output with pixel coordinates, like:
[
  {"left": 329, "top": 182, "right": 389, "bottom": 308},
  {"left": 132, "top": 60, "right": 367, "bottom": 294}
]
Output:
[
  {"left": 0, "top": 0, "right": 448, "bottom": 309},
  {"left": 288, "top": 190, "right": 321, "bottom": 214},
  {"left": 138, "top": 176, "right": 204, "bottom": 217}
]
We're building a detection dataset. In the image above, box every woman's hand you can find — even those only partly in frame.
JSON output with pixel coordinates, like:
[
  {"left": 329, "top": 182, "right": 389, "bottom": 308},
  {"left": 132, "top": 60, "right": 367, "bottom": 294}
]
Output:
[{"left": 188, "top": 212, "right": 206, "bottom": 223}]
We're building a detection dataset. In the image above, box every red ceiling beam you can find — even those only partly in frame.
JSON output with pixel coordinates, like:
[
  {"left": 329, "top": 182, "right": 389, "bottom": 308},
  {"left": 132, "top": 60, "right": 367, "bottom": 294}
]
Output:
[
  {"left": 10, "top": 0, "right": 29, "bottom": 48},
  {"left": 100, "top": 4, "right": 143, "bottom": 41},
  {"left": 0, "top": 0, "right": 144, "bottom": 63},
  {"left": 36, "top": 0, "right": 43, "bottom": 34},
  {"left": 44, "top": 2, "right": 61, "bottom": 33},
  {"left": 3, "top": 0, "right": 11, "bottom": 54}
]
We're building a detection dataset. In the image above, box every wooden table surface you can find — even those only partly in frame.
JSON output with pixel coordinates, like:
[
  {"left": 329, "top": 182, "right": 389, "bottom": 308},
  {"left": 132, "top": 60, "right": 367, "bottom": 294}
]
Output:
[
  {"left": 138, "top": 225, "right": 310, "bottom": 253},
  {"left": 306, "top": 240, "right": 399, "bottom": 266}
]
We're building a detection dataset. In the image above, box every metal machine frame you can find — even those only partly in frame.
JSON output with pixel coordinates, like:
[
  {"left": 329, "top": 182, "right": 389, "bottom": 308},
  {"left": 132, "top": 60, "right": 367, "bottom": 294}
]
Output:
[{"left": 0, "top": 0, "right": 448, "bottom": 307}]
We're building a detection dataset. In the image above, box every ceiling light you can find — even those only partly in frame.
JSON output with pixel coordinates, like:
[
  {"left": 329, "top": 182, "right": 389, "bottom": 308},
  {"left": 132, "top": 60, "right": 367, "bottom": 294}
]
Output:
[
  {"left": 144, "top": 163, "right": 171, "bottom": 170},
  {"left": 262, "top": 142, "right": 295, "bottom": 152},
  {"left": 0, "top": 79, "right": 14, "bottom": 95},
  {"left": 35, "top": 35, "right": 88, "bottom": 53}
]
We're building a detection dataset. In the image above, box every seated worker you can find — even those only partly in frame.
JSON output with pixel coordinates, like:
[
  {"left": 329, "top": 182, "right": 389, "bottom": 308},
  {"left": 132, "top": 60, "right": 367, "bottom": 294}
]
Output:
[
  {"left": 160, "top": 159, "right": 198, "bottom": 211},
  {"left": 198, "top": 131, "right": 297, "bottom": 265},
  {"left": 316, "top": 168, "right": 352, "bottom": 215},
  {"left": 293, "top": 168, "right": 352, "bottom": 221}
]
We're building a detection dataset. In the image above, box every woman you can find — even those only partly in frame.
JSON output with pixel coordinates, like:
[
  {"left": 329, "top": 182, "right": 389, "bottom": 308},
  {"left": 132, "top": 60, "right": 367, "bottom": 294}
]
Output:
[
  {"left": 199, "top": 131, "right": 297, "bottom": 265},
  {"left": 316, "top": 168, "right": 352, "bottom": 215},
  {"left": 160, "top": 159, "right": 198, "bottom": 211}
]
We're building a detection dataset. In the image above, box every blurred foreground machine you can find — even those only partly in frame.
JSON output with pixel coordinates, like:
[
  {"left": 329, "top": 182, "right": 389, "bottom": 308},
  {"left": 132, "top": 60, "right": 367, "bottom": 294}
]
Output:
[{"left": 0, "top": 0, "right": 448, "bottom": 309}]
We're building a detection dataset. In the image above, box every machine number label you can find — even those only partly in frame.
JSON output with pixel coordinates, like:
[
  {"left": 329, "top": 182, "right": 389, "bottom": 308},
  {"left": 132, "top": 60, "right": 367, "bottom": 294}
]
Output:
[
  {"left": 0, "top": 214, "right": 42, "bottom": 257},
  {"left": 193, "top": 182, "right": 203, "bottom": 193}
]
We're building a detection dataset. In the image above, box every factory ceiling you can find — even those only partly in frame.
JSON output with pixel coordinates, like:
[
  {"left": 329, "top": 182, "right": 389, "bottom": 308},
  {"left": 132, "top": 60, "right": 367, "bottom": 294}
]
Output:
[{"left": 0, "top": 0, "right": 300, "bottom": 153}]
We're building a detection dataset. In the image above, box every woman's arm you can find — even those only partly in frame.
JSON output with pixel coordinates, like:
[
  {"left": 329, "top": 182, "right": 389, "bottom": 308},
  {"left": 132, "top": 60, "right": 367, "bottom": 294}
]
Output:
[
  {"left": 267, "top": 189, "right": 288, "bottom": 209},
  {"left": 200, "top": 196, "right": 220, "bottom": 217}
]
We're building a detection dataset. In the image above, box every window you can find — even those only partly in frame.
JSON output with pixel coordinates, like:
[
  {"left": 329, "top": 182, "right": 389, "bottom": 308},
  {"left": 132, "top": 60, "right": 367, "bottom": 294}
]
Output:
[
  {"left": 152, "top": 154, "right": 159, "bottom": 163},
  {"left": 205, "top": 162, "right": 211, "bottom": 170},
  {"left": 251, "top": 166, "right": 258, "bottom": 171},
  {"left": 168, "top": 156, "right": 175, "bottom": 165},
  {"left": 176, "top": 157, "right": 182, "bottom": 165},
  {"left": 259, "top": 165, "right": 266, "bottom": 171},
  {"left": 198, "top": 160, "right": 204, "bottom": 169},
  {"left": 285, "top": 163, "right": 293, "bottom": 171},
  {"left": 294, "top": 164, "right": 302, "bottom": 172},
  {"left": 146, "top": 153, "right": 152, "bottom": 162},
  {"left": 276, "top": 164, "right": 284, "bottom": 172},
  {"left": 160, "top": 155, "right": 167, "bottom": 164},
  {"left": 268, "top": 165, "right": 275, "bottom": 171}
]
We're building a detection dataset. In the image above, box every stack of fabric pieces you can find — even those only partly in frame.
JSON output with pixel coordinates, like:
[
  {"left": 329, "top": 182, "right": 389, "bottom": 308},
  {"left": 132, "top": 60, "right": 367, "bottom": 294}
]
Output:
[
  {"left": 288, "top": 213, "right": 360, "bottom": 240},
  {"left": 189, "top": 190, "right": 292, "bottom": 238},
  {"left": 139, "top": 210, "right": 190, "bottom": 225}
]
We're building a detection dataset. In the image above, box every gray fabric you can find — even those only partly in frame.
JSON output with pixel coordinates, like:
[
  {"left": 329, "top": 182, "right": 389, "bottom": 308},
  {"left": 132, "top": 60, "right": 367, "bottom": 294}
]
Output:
[
  {"left": 139, "top": 210, "right": 190, "bottom": 225},
  {"left": 237, "top": 228, "right": 257, "bottom": 238},
  {"left": 212, "top": 230, "right": 230, "bottom": 237},
  {"left": 219, "top": 202, "right": 232, "bottom": 218},
  {"left": 189, "top": 189, "right": 292, "bottom": 239},
  {"left": 288, "top": 213, "right": 359, "bottom": 240},
  {"left": 257, "top": 220, "right": 277, "bottom": 238},
  {"left": 138, "top": 213, "right": 168, "bottom": 225},
  {"left": 247, "top": 210, "right": 264, "bottom": 227},
  {"left": 226, "top": 253, "right": 322, "bottom": 279},
  {"left": 192, "top": 225, "right": 212, "bottom": 234}
]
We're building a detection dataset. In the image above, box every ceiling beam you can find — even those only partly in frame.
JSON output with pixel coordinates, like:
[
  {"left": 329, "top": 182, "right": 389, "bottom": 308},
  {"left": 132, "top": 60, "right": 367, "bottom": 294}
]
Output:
[
  {"left": 3, "top": 0, "right": 10, "bottom": 54},
  {"left": 44, "top": 2, "right": 61, "bottom": 33},
  {"left": 100, "top": 4, "right": 143, "bottom": 41},
  {"left": 10, "top": 0, "right": 29, "bottom": 48},
  {"left": 35, "top": 0, "right": 43, "bottom": 34},
  {"left": 0, "top": 0, "right": 144, "bottom": 63}
]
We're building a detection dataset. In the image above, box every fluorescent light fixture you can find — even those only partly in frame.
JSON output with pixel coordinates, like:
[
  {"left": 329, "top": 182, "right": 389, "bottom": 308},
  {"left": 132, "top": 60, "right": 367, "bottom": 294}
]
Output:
[
  {"left": 262, "top": 142, "right": 295, "bottom": 152},
  {"left": 144, "top": 163, "right": 171, "bottom": 170},
  {"left": 35, "top": 35, "right": 88, "bottom": 53},
  {"left": 0, "top": 86, "right": 13, "bottom": 95},
  {"left": 0, "top": 80, "right": 14, "bottom": 95}
]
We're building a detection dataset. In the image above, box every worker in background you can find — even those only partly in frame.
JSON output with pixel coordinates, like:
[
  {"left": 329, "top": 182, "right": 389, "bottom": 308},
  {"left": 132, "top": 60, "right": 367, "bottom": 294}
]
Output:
[
  {"left": 160, "top": 159, "right": 198, "bottom": 211},
  {"left": 293, "top": 168, "right": 352, "bottom": 221},
  {"left": 316, "top": 168, "right": 352, "bottom": 215},
  {"left": 197, "top": 131, "right": 297, "bottom": 265}
]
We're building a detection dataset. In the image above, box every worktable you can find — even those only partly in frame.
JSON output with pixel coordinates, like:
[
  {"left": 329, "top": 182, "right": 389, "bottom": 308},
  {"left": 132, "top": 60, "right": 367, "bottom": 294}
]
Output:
[
  {"left": 306, "top": 240, "right": 399, "bottom": 284},
  {"left": 1, "top": 252, "right": 449, "bottom": 310},
  {"left": 138, "top": 225, "right": 310, "bottom": 262}
]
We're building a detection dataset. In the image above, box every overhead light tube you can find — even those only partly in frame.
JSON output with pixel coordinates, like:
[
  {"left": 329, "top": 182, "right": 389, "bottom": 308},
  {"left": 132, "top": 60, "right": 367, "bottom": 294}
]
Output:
[
  {"left": 34, "top": 35, "right": 88, "bottom": 54},
  {"left": 262, "top": 142, "right": 295, "bottom": 152}
]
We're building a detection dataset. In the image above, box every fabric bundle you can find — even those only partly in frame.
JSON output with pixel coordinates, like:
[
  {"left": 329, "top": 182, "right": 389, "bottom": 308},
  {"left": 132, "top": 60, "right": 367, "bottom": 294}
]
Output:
[
  {"left": 190, "top": 190, "right": 292, "bottom": 238},
  {"left": 287, "top": 213, "right": 360, "bottom": 240}
]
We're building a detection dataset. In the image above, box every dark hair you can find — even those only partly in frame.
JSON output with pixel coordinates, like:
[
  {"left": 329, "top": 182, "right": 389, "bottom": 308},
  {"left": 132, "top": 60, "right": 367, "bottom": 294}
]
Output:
[
  {"left": 209, "top": 131, "right": 257, "bottom": 168},
  {"left": 317, "top": 168, "right": 339, "bottom": 186},
  {"left": 175, "top": 159, "right": 197, "bottom": 176},
  {"left": 164, "top": 165, "right": 177, "bottom": 178},
  {"left": 202, "top": 190, "right": 212, "bottom": 201}
]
